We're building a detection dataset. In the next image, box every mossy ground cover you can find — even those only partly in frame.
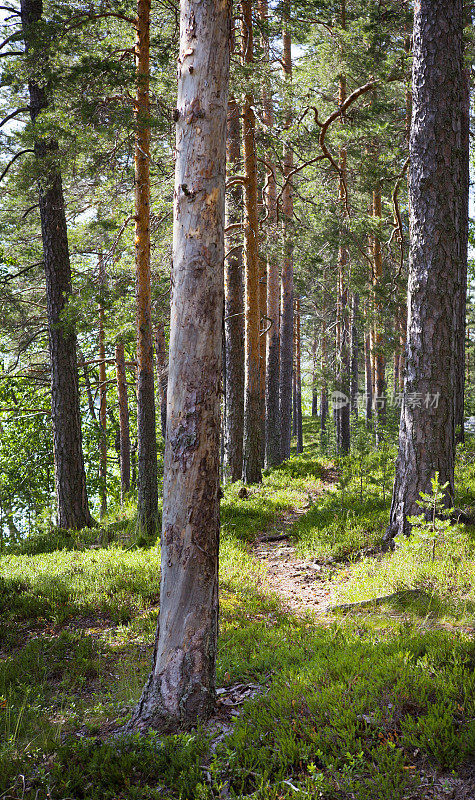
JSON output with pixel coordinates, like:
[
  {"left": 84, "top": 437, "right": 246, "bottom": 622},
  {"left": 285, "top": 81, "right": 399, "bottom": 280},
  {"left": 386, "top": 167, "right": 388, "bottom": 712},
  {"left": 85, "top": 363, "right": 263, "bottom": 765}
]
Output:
[{"left": 0, "top": 417, "right": 474, "bottom": 799}]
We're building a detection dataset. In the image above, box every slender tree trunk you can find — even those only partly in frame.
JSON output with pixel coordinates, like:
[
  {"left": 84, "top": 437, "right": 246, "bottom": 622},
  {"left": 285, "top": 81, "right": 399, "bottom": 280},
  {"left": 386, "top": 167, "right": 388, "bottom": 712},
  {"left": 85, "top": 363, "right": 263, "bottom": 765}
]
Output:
[
  {"left": 135, "top": 0, "right": 158, "bottom": 538},
  {"left": 154, "top": 323, "right": 168, "bottom": 441},
  {"left": 128, "top": 0, "right": 231, "bottom": 732},
  {"left": 98, "top": 257, "right": 107, "bottom": 517},
  {"left": 311, "top": 322, "right": 318, "bottom": 417},
  {"left": 223, "top": 97, "right": 244, "bottom": 482},
  {"left": 295, "top": 298, "right": 303, "bottom": 453},
  {"left": 259, "top": 0, "right": 281, "bottom": 467},
  {"left": 364, "top": 304, "right": 373, "bottom": 428},
  {"left": 20, "top": 0, "right": 93, "bottom": 530},
  {"left": 292, "top": 316, "right": 297, "bottom": 438},
  {"left": 279, "top": 3, "right": 294, "bottom": 461},
  {"left": 385, "top": 0, "right": 464, "bottom": 543},
  {"left": 336, "top": 61, "right": 350, "bottom": 451},
  {"left": 115, "top": 342, "right": 131, "bottom": 502},
  {"left": 320, "top": 280, "right": 329, "bottom": 439},
  {"left": 79, "top": 350, "right": 97, "bottom": 423},
  {"left": 372, "top": 184, "right": 386, "bottom": 446},
  {"left": 350, "top": 293, "right": 359, "bottom": 416},
  {"left": 259, "top": 256, "right": 267, "bottom": 464},
  {"left": 241, "top": 0, "right": 262, "bottom": 484}
]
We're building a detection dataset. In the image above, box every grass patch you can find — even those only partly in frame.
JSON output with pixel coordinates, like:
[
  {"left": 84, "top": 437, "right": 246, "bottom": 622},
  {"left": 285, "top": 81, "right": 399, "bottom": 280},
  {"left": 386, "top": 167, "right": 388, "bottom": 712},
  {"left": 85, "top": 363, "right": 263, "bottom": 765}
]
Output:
[{"left": 1, "top": 417, "right": 474, "bottom": 798}]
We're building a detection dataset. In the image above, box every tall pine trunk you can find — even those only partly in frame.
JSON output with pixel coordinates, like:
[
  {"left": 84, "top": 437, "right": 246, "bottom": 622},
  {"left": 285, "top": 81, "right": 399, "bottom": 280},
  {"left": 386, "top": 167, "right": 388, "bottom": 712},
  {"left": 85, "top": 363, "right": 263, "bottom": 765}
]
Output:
[
  {"left": 20, "top": 0, "right": 93, "bottom": 530},
  {"left": 135, "top": 0, "right": 158, "bottom": 539},
  {"left": 385, "top": 0, "right": 464, "bottom": 543},
  {"left": 223, "top": 97, "right": 244, "bottom": 482},
  {"left": 279, "top": 2, "right": 294, "bottom": 461},
  {"left": 128, "top": 0, "right": 231, "bottom": 732},
  {"left": 260, "top": 0, "right": 281, "bottom": 467},
  {"left": 241, "top": 0, "right": 262, "bottom": 484}
]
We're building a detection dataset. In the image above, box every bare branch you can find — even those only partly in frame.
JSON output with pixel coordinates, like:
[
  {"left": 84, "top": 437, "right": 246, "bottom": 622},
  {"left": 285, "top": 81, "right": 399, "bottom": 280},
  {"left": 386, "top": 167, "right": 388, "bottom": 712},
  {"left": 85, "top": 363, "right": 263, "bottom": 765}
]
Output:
[
  {"left": 0, "top": 149, "right": 34, "bottom": 183},
  {"left": 0, "top": 261, "right": 44, "bottom": 283},
  {"left": 0, "top": 106, "right": 29, "bottom": 129},
  {"left": 318, "top": 80, "right": 377, "bottom": 214},
  {"left": 0, "top": 31, "right": 21, "bottom": 51}
]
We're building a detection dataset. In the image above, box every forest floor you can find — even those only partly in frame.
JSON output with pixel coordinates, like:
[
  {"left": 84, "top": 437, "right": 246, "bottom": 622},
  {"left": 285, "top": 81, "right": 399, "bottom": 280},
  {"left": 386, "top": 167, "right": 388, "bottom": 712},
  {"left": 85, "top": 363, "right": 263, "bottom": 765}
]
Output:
[{"left": 1, "top": 417, "right": 475, "bottom": 799}]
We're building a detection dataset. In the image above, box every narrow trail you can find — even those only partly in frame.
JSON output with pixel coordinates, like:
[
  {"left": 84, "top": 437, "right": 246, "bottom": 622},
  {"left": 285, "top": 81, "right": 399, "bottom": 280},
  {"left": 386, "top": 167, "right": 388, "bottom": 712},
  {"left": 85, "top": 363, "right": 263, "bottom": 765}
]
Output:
[{"left": 252, "top": 469, "right": 340, "bottom": 616}]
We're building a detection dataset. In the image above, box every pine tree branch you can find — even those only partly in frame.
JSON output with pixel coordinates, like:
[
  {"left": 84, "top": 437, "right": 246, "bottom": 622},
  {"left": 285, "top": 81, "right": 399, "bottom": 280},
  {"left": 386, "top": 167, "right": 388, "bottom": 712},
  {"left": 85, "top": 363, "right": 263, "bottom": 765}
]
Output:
[
  {"left": 0, "top": 106, "right": 29, "bottom": 128},
  {"left": 1, "top": 261, "right": 44, "bottom": 283},
  {"left": 318, "top": 80, "right": 377, "bottom": 214},
  {"left": 0, "top": 31, "right": 22, "bottom": 51},
  {"left": 64, "top": 11, "right": 136, "bottom": 33},
  {"left": 0, "top": 6, "right": 21, "bottom": 15},
  {"left": 0, "top": 149, "right": 34, "bottom": 183}
]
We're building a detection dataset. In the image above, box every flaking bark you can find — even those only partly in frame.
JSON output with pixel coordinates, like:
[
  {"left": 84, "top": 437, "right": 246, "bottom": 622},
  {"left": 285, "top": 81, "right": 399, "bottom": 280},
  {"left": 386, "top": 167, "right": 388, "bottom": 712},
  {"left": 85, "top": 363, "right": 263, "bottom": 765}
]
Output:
[{"left": 128, "top": 0, "right": 231, "bottom": 732}]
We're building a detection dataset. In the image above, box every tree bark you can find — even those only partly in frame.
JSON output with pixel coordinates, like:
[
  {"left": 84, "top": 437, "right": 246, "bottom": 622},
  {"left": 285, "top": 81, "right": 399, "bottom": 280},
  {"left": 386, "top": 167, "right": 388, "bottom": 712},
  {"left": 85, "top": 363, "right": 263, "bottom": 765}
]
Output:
[
  {"left": 241, "top": 0, "right": 262, "bottom": 484},
  {"left": 135, "top": 0, "right": 158, "bottom": 539},
  {"left": 127, "top": 0, "right": 231, "bottom": 732},
  {"left": 385, "top": 0, "right": 464, "bottom": 543},
  {"left": 454, "top": 67, "right": 469, "bottom": 444},
  {"left": 115, "top": 341, "right": 131, "bottom": 502},
  {"left": 20, "top": 0, "right": 93, "bottom": 530},
  {"left": 223, "top": 97, "right": 244, "bottom": 482},
  {"left": 279, "top": 2, "right": 294, "bottom": 461}
]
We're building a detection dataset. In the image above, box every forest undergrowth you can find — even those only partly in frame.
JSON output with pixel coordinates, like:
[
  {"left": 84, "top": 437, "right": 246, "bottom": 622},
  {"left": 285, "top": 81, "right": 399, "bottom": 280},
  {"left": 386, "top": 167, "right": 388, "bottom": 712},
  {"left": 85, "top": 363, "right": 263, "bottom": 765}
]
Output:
[{"left": 0, "top": 418, "right": 474, "bottom": 800}]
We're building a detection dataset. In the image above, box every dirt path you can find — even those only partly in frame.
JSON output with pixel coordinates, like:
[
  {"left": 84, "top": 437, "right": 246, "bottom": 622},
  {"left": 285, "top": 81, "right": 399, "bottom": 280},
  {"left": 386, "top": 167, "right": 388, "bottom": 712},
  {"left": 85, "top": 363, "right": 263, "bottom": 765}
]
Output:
[{"left": 253, "top": 471, "right": 339, "bottom": 616}]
